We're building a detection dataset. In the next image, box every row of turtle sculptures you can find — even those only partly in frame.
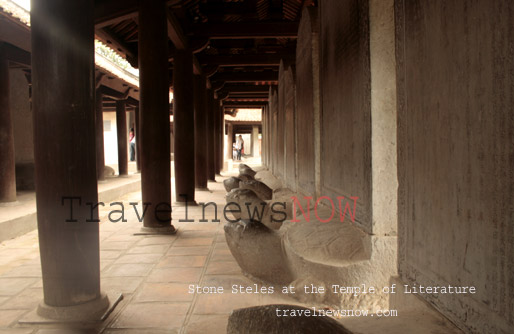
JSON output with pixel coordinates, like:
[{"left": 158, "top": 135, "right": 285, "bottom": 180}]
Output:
[
  {"left": 223, "top": 164, "right": 351, "bottom": 334},
  {"left": 222, "top": 164, "right": 294, "bottom": 284},
  {"left": 223, "top": 164, "right": 296, "bottom": 231}
]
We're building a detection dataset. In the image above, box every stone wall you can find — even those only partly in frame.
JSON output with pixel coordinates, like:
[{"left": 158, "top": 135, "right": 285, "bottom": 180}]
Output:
[
  {"left": 10, "top": 69, "right": 32, "bottom": 164},
  {"left": 295, "top": 7, "right": 319, "bottom": 197},
  {"left": 270, "top": 87, "right": 278, "bottom": 176},
  {"left": 10, "top": 69, "right": 34, "bottom": 190},
  {"left": 319, "top": 0, "right": 372, "bottom": 233},
  {"left": 283, "top": 65, "right": 296, "bottom": 191},
  {"left": 276, "top": 62, "right": 287, "bottom": 179},
  {"left": 396, "top": 1, "right": 514, "bottom": 333}
]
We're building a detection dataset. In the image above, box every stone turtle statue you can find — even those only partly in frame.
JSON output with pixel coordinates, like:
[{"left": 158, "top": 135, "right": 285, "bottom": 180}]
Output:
[
  {"left": 223, "top": 176, "right": 242, "bottom": 192},
  {"left": 238, "top": 173, "right": 255, "bottom": 181},
  {"left": 239, "top": 179, "right": 273, "bottom": 200},
  {"left": 225, "top": 188, "right": 267, "bottom": 222},
  {"left": 227, "top": 304, "right": 352, "bottom": 334},
  {"left": 224, "top": 220, "right": 294, "bottom": 285},
  {"left": 239, "top": 163, "right": 257, "bottom": 178}
]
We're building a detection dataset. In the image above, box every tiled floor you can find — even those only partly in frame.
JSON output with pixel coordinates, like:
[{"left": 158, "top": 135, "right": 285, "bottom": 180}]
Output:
[
  {"left": 0, "top": 172, "right": 296, "bottom": 334},
  {"left": 0, "top": 160, "right": 465, "bottom": 334}
]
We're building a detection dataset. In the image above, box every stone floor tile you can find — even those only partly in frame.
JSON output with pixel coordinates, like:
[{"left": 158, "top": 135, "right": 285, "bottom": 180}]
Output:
[
  {"left": 134, "top": 283, "right": 194, "bottom": 302},
  {"left": 125, "top": 244, "right": 170, "bottom": 254},
  {"left": 0, "top": 309, "right": 27, "bottom": 326},
  {"left": 205, "top": 261, "right": 241, "bottom": 275},
  {"left": 103, "top": 234, "right": 139, "bottom": 243},
  {"left": 0, "top": 297, "right": 9, "bottom": 306},
  {"left": 103, "top": 330, "right": 173, "bottom": 334},
  {"left": 193, "top": 292, "right": 261, "bottom": 315},
  {"left": 201, "top": 275, "right": 256, "bottom": 290},
  {"left": 211, "top": 247, "right": 231, "bottom": 256},
  {"left": 113, "top": 254, "right": 162, "bottom": 265},
  {"left": 0, "top": 288, "right": 42, "bottom": 310},
  {"left": 184, "top": 314, "right": 228, "bottom": 334},
  {"left": 100, "top": 260, "right": 113, "bottom": 271},
  {"left": 178, "top": 231, "right": 217, "bottom": 239},
  {"left": 100, "top": 241, "right": 134, "bottom": 251},
  {"left": 146, "top": 267, "right": 203, "bottom": 283},
  {"left": 210, "top": 252, "right": 235, "bottom": 262},
  {"left": 110, "top": 303, "right": 188, "bottom": 329},
  {"left": 135, "top": 236, "right": 177, "bottom": 246},
  {"left": 213, "top": 242, "right": 231, "bottom": 252},
  {"left": 166, "top": 246, "right": 211, "bottom": 256},
  {"left": 100, "top": 251, "right": 121, "bottom": 260},
  {"left": 157, "top": 256, "right": 207, "bottom": 268},
  {"left": 0, "top": 278, "right": 37, "bottom": 296},
  {"left": 102, "top": 263, "right": 153, "bottom": 277},
  {"left": 172, "top": 238, "right": 213, "bottom": 247},
  {"left": 2, "top": 266, "right": 42, "bottom": 278},
  {"left": 0, "top": 329, "right": 34, "bottom": 334},
  {"left": 101, "top": 277, "right": 144, "bottom": 294},
  {"left": 35, "top": 328, "right": 100, "bottom": 334}
]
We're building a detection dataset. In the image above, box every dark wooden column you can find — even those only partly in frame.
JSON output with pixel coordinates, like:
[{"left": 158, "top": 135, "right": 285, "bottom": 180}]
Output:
[
  {"left": 226, "top": 122, "right": 233, "bottom": 160},
  {"left": 206, "top": 89, "right": 216, "bottom": 181},
  {"left": 215, "top": 100, "right": 223, "bottom": 174},
  {"left": 116, "top": 100, "right": 128, "bottom": 176},
  {"left": 31, "top": 0, "right": 109, "bottom": 318},
  {"left": 0, "top": 48, "right": 16, "bottom": 203},
  {"left": 95, "top": 90, "right": 105, "bottom": 181},
  {"left": 135, "top": 106, "right": 141, "bottom": 172},
  {"left": 173, "top": 49, "right": 196, "bottom": 203},
  {"left": 217, "top": 101, "right": 225, "bottom": 174},
  {"left": 139, "top": 0, "right": 174, "bottom": 231},
  {"left": 194, "top": 75, "right": 208, "bottom": 189}
]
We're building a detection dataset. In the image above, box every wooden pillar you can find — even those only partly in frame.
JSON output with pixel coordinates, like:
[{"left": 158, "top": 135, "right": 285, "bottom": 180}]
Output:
[
  {"left": 0, "top": 48, "right": 16, "bottom": 203},
  {"left": 263, "top": 107, "right": 268, "bottom": 165},
  {"left": 194, "top": 75, "right": 208, "bottom": 189},
  {"left": 139, "top": 0, "right": 174, "bottom": 231},
  {"left": 206, "top": 90, "right": 216, "bottom": 181},
  {"left": 251, "top": 124, "right": 259, "bottom": 157},
  {"left": 214, "top": 101, "right": 221, "bottom": 174},
  {"left": 217, "top": 102, "right": 224, "bottom": 174},
  {"left": 135, "top": 106, "right": 141, "bottom": 172},
  {"left": 173, "top": 49, "right": 196, "bottom": 203},
  {"left": 30, "top": 0, "right": 109, "bottom": 318},
  {"left": 95, "top": 90, "right": 105, "bottom": 181},
  {"left": 116, "top": 100, "right": 128, "bottom": 176},
  {"left": 226, "top": 122, "right": 233, "bottom": 160}
]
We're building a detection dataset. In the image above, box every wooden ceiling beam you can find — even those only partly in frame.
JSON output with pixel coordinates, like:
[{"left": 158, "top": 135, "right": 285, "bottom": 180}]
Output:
[
  {"left": 166, "top": 9, "right": 187, "bottom": 50},
  {"left": 190, "top": 22, "right": 299, "bottom": 39},
  {"left": 197, "top": 54, "right": 292, "bottom": 67},
  {"left": 94, "top": 0, "right": 138, "bottom": 28},
  {"left": 95, "top": 28, "right": 138, "bottom": 66},
  {"left": 212, "top": 71, "right": 278, "bottom": 83},
  {"left": 0, "top": 43, "right": 31, "bottom": 67},
  {"left": 220, "top": 85, "right": 270, "bottom": 93},
  {"left": 223, "top": 101, "right": 268, "bottom": 108}
]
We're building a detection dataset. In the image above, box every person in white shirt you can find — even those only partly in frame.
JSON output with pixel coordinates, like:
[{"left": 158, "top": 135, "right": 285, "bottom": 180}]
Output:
[{"left": 235, "top": 135, "right": 244, "bottom": 161}]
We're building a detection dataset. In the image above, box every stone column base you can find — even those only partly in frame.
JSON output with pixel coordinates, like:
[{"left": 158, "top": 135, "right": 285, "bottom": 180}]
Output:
[
  {"left": 19, "top": 292, "right": 122, "bottom": 324},
  {"left": 136, "top": 225, "right": 177, "bottom": 235}
]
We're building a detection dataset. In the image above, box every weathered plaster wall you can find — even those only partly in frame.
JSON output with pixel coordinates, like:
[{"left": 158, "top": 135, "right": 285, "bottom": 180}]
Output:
[
  {"left": 370, "top": 0, "right": 397, "bottom": 237},
  {"left": 276, "top": 64, "right": 286, "bottom": 179},
  {"left": 319, "top": 0, "right": 372, "bottom": 233},
  {"left": 283, "top": 65, "right": 296, "bottom": 191},
  {"left": 396, "top": 1, "right": 514, "bottom": 333},
  {"left": 10, "top": 69, "right": 34, "bottom": 190},
  {"left": 10, "top": 69, "right": 32, "bottom": 164},
  {"left": 295, "top": 7, "right": 319, "bottom": 197},
  {"left": 270, "top": 87, "right": 278, "bottom": 176}
]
